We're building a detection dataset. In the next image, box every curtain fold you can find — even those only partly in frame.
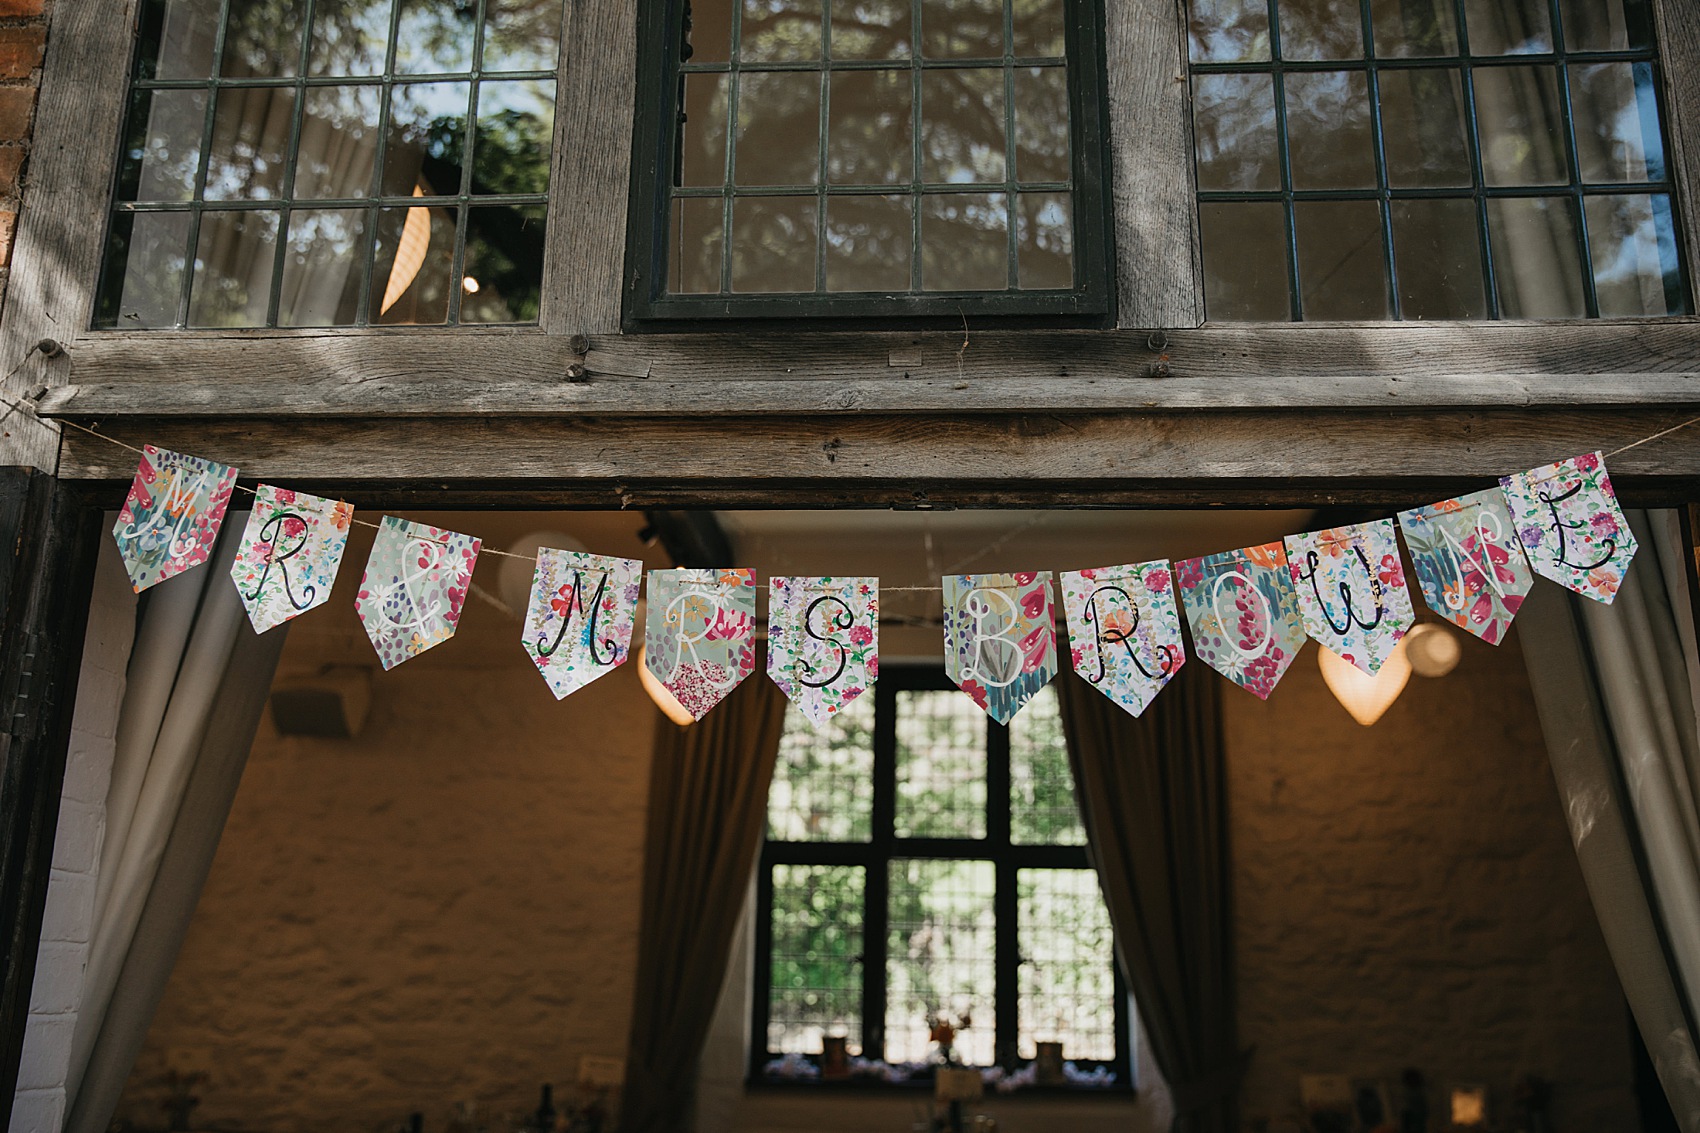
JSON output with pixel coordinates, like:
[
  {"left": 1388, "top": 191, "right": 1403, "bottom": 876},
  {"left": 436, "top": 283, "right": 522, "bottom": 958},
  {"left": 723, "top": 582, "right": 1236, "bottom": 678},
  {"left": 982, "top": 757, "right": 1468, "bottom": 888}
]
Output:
[
  {"left": 63, "top": 517, "right": 290, "bottom": 1133},
  {"left": 1055, "top": 662, "right": 1243, "bottom": 1133},
  {"left": 619, "top": 667, "right": 788, "bottom": 1133},
  {"left": 1519, "top": 509, "right": 1700, "bottom": 1131}
]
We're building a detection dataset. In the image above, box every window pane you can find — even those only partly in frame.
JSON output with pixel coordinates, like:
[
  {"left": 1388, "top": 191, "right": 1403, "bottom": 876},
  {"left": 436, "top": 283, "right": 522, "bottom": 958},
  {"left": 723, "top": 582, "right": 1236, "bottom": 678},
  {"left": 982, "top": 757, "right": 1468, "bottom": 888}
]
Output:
[
  {"left": 483, "top": 0, "right": 565, "bottom": 72},
  {"left": 737, "top": 72, "right": 821, "bottom": 186},
  {"left": 204, "top": 87, "right": 297, "bottom": 201},
  {"left": 680, "top": 73, "right": 731, "bottom": 187},
  {"left": 921, "top": 193, "right": 1008, "bottom": 292},
  {"left": 1369, "top": 0, "right": 1457, "bottom": 57},
  {"left": 671, "top": 197, "right": 726, "bottom": 293},
  {"left": 473, "top": 79, "right": 555, "bottom": 194},
  {"left": 832, "top": 0, "right": 910, "bottom": 58},
  {"left": 188, "top": 208, "right": 280, "bottom": 326},
  {"left": 1486, "top": 196, "right": 1585, "bottom": 318},
  {"left": 1017, "top": 192, "right": 1072, "bottom": 290},
  {"left": 393, "top": 0, "right": 476, "bottom": 74},
  {"left": 921, "top": 0, "right": 1002, "bottom": 58},
  {"left": 769, "top": 692, "right": 875, "bottom": 840},
  {"left": 1559, "top": 0, "right": 1653, "bottom": 52},
  {"left": 1295, "top": 200, "right": 1390, "bottom": 319},
  {"left": 1013, "top": 0, "right": 1066, "bottom": 57},
  {"left": 1379, "top": 69, "right": 1471, "bottom": 188},
  {"left": 1018, "top": 869, "right": 1116, "bottom": 1061},
  {"left": 826, "top": 195, "right": 913, "bottom": 292},
  {"left": 308, "top": 0, "right": 392, "bottom": 76},
  {"left": 383, "top": 81, "right": 472, "bottom": 196},
  {"left": 894, "top": 690, "right": 986, "bottom": 838},
  {"left": 116, "top": 89, "right": 207, "bottom": 204},
  {"left": 689, "top": 0, "right": 735, "bottom": 62},
  {"left": 828, "top": 70, "right": 913, "bottom": 185},
  {"left": 1285, "top": 71, "right": 1375, "bottom": 190},
  {"left": 138, "top": 0, "right": 221, "bottom": 80},
  {"left": 1474, "top": 65, "right": 1567, "bottom": 187},
  {"left": 277, "top": 207, "right": 366, "bottom": 326},
  {"left": 730, "top": 196, "right": 818, "bottom": 291},
  {"left": 1276, "top": 0, "right": 1363, "bottom": 61},
  {"left": 95, "top": 211, "right": 192, "bottom": 328},
  {"left": 1585, "top": 194, "right": 1685, "bottom": 318},
  {"left": 1391, "top": 198, "right": 1487, "bottom": 319},
  {"left": 771, "top": 864, "right": 865, "bottom": 1056},
  {"left": 1191, "top": 73, "right": 1279, "bottom": 192},
  {"left": 295, "top": 86, "right": 381, "bottom": 200},
  {"left": 741, "top": 0, "right": 823, "bottom": 62},
  {"left": 1569, "top": 63, "right": 1665, "bottom": 184},
  {"left": 371, "top": 202, "right": 457, "bottom": 322},
  {"left": 461, "top": 203, "right": 546, "bottom": 321},
  {"left": 1188, "top": 0, "right": 1271, "bottom": 63},
  {"left": 1462, "top": 0, "right": 1552, "bottom": 55},
  {"left": 1015, "top": 67, "right": 1070, "bottom": 184},
  {"left": 1009, "top": 684, "right": 1085, "bottom": 845},
  {"left": 1199, "top": 201, "right": 1290, "bottom": 320},
  {"left": 221, "top": 0, "right": 307, "bottom": 78},
  {"left": 886, "top": 859, "right": 996, "bottom": 1065},
  {"left": 921, "top": 69, "right": 1006, "bottom": 184}
]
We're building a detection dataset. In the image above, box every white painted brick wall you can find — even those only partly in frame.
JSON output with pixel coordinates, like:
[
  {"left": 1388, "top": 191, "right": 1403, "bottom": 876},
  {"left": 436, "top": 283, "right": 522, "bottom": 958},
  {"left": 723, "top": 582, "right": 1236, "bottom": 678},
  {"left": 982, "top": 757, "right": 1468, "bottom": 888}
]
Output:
[{"left": 10, "top": 538, "right": 136, "bottom": 1133}]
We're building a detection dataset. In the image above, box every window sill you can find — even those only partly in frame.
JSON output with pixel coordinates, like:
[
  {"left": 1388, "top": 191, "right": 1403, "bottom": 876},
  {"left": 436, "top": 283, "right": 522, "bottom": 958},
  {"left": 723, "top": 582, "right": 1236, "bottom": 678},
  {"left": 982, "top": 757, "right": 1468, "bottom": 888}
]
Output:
[{"left": 744, "top": 1076, "right": 1135, "bottom": 1099}]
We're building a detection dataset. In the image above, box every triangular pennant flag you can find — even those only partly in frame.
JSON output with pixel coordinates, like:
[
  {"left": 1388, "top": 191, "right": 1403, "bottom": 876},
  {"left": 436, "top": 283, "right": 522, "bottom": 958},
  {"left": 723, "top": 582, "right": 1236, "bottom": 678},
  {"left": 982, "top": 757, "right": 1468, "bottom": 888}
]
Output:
[
  {"left": 942, "top": 572, "right": 1057, "bottom": 724},
  {"left": 1060, "top": 560, "right": 1184, "bottom": 718},
  {"left": 1399, "top": 488, "right": 1534, "bottom": 644},
  {"left": 112, "top": 445, "right": 238, "bottom": 592},
  {"left": 767, "top": 576, "right": 878, "bottom": 726},
  {"left": 229, "top": 485, "right": 354, "bottom": 633},
  {"left": 1285, "top": 519, "right": 1415, "bottom": 676},
  {"left": 355, "top": 517, "right": 481, "bottom": 670},
  {"left": 523, "top": 549, "right": 643, "bottom": 699},
  {"left": 1500, "top": 451, "right": 1637, "bottom": 604},
  {"left": 1176, "top": 541, "right": 1307, "bottom": 700},
  {"left": 644, "top": 568, "right": 757, "bottom": 720}
]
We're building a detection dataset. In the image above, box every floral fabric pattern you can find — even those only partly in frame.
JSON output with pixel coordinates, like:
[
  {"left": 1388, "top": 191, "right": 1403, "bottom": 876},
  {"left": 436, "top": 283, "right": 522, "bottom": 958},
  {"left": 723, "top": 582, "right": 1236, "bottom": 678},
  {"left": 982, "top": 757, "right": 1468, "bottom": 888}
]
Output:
[
  {"left": 229, "top": 485, "right": 353, "bottom": 633},
  {"left": 1285, "top": 520, "right": 1415, "bottom": 676},
  {"left": 1500, "top": 451, "right": 1638, "bottom": 605},
  {"left": 942, "top": 572, "right": 1057, "bottom": 724},
  {"left": 355, "top": 517, "right": 481, "bottom": 670},
  {"left": 1176, "top": 542, "right": 1306, "bottom": 700},
  {"left": 113, "top": 445, "right": 238, "bottom": 592},
  {"left": 644, "top": 568, "right": 757, "bottom": 720},
  {"left": 523, "top": 548, "right": 643, "bottom": 700},
  {"left": 767, "top": 576, "right": 879, "bottom": 727},
  {"left": 1060, "top": 560, "right": 1184, "bottom": 718},
  {"left": 1398, "top": 489, "right": 1534, "bottom": 644}
]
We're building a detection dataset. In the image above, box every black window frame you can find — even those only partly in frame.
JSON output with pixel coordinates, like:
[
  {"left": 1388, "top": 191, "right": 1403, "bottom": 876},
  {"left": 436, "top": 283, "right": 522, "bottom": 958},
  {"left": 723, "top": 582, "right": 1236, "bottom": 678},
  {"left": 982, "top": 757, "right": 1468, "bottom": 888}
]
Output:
[
  {"left": 623, "top": 0, "right": 1116, "bottom": 327},
  {"left": 749, "top": 665, "right": 1131, "bottom": 1088}
]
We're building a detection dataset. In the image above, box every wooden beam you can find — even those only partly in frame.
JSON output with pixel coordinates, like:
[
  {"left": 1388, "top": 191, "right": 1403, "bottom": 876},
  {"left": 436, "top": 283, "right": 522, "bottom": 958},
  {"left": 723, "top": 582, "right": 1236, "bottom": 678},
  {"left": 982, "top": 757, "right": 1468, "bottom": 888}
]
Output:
[{"left": 1653, "top": 0, "right": 1700, "bottom": 298}]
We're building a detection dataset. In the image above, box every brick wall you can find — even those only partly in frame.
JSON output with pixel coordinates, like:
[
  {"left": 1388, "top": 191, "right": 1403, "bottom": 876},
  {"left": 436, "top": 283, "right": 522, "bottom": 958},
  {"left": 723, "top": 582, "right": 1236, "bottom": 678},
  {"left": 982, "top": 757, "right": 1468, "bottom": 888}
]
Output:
[
  {"left": 10, "top": 537, "right": 136, "bottom": 1133},
  {"left": 0, "top": 0, "right": 43, "bottom": 311}
]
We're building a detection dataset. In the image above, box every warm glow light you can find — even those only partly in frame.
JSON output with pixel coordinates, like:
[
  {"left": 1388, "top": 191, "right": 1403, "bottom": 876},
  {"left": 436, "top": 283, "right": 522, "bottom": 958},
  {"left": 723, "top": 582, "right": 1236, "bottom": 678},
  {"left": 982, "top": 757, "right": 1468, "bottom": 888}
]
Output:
[
  {"left": 637, "top": 644, "right": 695, "bottom": 726},
  {"left": 461, "top": 276, "right": 480, "bottom": 294},
  {"left": 1318, "top": 639, "right": 1412, "bottom": 726},
  {"left": 380, "top": 185, "right": 430, "bottom": 315},
  {"left": 1404, "top": 621, "right": 1462, "bottom": 677}
]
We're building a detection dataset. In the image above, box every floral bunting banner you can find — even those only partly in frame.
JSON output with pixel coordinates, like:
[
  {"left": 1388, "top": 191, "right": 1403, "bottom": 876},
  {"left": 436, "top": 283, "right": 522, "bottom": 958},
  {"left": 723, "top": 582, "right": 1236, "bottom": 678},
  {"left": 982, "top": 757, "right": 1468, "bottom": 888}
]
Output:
[
  {"left": 644, "top": 568, "right": 757, "bottom": 720},
  {"left": 1500, "top": 451, "right": 1637, "bottom": 605},
  {"left": 1060, "top": 561, "right": 1185, "bottom": 718},
  {"left": 112, "top": 445, "right": 239, "bottom": 592},
  {"left": 1285, "top": 520, "right": 1415, "bottom": 676},
  {"left": 523, "top": 549, "right": 643, "bottom": 700},
  {"left": 1176, "top": 542, "right": 1307, "bottom": 700},
  {"left": 1398, "top": 489, "right": 1534, "bottom": 644},
  {"left": 767, "top": 576, "right": 879, "bottom": 727},
  {"left": 355, "top": 517, "right": 482, "bottom": 670},
  {"left": 229, "top": 485, "right": 354, "bottom": 633},
  {"left": 942, "top": 572, "right": 1057, "bottom": 724}
]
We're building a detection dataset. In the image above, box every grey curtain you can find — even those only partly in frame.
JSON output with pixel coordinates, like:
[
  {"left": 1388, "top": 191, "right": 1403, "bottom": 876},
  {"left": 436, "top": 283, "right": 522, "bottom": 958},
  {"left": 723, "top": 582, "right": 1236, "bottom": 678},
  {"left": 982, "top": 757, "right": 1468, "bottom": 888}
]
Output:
[
  {"left": 1519, "top": 509, "right": 1700, "bottom": 1131},
  {"left": 619, "top": 665, "right": 787, "bottom": 1133},
  {"left": 1055, "top": 662, "right": 1246, "bottom": 1133},
  {"left": 63, "top": 518, "right": 289, "bottom": 1133}
]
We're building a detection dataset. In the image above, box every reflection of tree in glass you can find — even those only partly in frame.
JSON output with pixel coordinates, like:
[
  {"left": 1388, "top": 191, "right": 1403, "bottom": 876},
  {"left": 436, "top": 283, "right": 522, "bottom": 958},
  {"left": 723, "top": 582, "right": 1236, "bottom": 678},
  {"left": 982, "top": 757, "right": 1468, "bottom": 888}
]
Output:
[
  {"left": 473, "top": 101, "right": 555, "bottom": 195},
  {"left": 483, "top": 0, "right": 565, "bottom": 70},
  {"left": 462, "top": 205, "right": 546, "bottom": 321},
  {"left": 741, "top": 0, "right": 822, "bottom": 61},
  {"left": 830, "top": 0, "right": 910, "bottom": 58},
  {"left": 921, "top": 69, "right": 1006, "bottom": 183}
]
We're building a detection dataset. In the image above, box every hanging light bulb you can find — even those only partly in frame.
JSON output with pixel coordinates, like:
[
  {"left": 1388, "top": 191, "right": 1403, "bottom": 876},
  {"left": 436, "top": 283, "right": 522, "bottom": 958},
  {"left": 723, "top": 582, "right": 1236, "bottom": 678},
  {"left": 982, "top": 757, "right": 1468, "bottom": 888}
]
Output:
[
  {"left": 1318, "top": 639, "right": 1412, "bottom": 727},
  {"left": 636, "top": 643, "right": 695, "bottom": 726},
  {"left": 1403, "top": 622, "right": 1462, "bottom": 678}
]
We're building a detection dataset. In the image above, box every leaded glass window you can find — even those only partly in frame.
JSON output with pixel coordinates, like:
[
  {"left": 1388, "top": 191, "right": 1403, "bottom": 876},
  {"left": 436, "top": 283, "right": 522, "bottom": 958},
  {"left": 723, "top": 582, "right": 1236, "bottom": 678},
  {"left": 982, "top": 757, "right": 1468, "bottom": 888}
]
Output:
[
  {"left": 96, "top": 0, "right": 561, "bottom": 329},
  {"left": 626, "top": 0, "right": 1111, "bottom": 320},
  {"left": 1188, "top": 0, "right": 1690, "bottom": 320},
  {"left": 755, "top": 669, "right": 1128, "bottom": 1080}
]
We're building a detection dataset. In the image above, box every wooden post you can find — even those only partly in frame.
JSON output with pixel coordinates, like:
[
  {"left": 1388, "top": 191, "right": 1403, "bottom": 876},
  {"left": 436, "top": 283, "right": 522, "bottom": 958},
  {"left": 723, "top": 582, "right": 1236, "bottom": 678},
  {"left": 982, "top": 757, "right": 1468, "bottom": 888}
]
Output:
[{"left": 0, "top": 471, "right": 103, "bottom": 1125}]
